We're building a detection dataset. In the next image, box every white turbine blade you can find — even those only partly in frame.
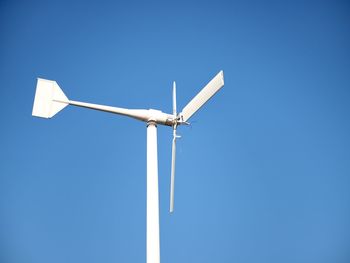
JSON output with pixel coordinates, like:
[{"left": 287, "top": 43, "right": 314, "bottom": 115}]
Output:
[
  {"left": 32, "top": 78, "right": 69, "bottom": 118},
  {"left": 180, "top": 70, "right": 224, "bottom": 122},
  {"left": 169, "top": 130, "right": 176, "bottom": 213},
  {"left": 173, "top": 81, "right": 177, "bottom": 116}
]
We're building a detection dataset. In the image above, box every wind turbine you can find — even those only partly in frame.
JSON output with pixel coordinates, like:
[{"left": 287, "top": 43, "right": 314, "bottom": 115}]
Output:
[{"left": 32, "top": 70, "right": 224, "bottom": 263}]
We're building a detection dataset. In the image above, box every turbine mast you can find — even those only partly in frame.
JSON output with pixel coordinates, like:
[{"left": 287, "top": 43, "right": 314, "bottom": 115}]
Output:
[{"left": 147, "top": 121, "right": 160, "bottom": 263}]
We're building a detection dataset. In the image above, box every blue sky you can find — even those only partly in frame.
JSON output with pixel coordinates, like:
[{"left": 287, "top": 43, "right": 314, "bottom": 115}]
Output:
[{"left": 1, "top": 0, "right": 350, "bottom": 262}]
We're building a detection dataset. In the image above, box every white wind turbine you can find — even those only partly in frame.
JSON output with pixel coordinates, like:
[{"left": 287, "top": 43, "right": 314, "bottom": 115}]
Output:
[{"left": 32, "top": 70, "right": 224, "bottom": 263}]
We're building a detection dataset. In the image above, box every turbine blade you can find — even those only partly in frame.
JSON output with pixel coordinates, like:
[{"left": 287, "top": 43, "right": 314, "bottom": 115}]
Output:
[
  {"left": 32, "top": 78, "right": 69, "bottom": 118},
  {"left": 180, "top": 70, "right": 224, "bottom": 122},
  {"left": 170, "top": 129, "right": 177, "bottom": 213},
  {"left": 173, "top": 81, "right": 177, "bottom": 116}
]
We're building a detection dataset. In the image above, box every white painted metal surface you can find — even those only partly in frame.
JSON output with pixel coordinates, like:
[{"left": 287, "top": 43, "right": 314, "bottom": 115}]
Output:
[
  {"left": 147, "top": 122, "right": 160, "bottom": 263},
  {"left": 32, "top": 78, "right": 68, "bottom": 118},
  {"left": 180, "top": 70, "right": 224, "bottom": 122},
  {"left": 70, "top": 100, "right": 176, "bottom": 126},
  {"left": 69, "top": 100, "right": 172, "bottom": 124}
]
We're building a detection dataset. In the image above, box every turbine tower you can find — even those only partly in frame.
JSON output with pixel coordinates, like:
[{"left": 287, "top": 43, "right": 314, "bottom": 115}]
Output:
[{"left": 32, "top": 70, "right": 224, "bottom": 263}]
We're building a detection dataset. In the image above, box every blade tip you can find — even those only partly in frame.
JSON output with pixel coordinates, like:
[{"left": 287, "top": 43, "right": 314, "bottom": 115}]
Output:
[{"left": 219, "top": 70, "right": 224, "bottom": 85}]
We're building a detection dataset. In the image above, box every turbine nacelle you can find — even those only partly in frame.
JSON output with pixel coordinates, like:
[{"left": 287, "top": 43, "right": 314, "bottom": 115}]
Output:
[{"left": 145, "top": 109, "right": 175, "bottom": 126}]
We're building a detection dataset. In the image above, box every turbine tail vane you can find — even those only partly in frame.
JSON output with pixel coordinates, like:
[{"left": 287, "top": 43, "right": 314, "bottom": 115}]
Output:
[{"left": 32, "top": 78, "right": 69, "bottom": 118}]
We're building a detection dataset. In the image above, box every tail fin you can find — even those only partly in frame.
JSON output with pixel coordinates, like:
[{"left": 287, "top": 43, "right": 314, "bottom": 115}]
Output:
[{"left": 32, "top": 78, "right": 69, "bottom": 118}]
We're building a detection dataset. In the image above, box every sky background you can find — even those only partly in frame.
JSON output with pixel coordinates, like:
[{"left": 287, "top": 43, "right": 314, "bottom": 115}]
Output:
[{"left": 1, "top": 0, "right": 350, "bottom": 262}]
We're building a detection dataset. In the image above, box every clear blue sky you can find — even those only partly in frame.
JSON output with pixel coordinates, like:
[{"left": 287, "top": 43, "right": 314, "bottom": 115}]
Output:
[{"left": 1, "top": 1, "right": 350, "bottom": 262}]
